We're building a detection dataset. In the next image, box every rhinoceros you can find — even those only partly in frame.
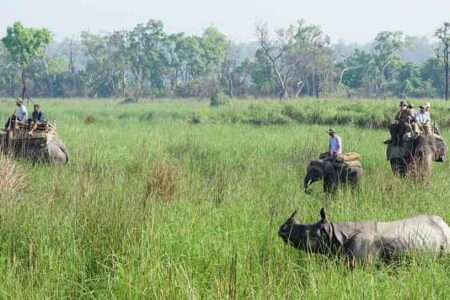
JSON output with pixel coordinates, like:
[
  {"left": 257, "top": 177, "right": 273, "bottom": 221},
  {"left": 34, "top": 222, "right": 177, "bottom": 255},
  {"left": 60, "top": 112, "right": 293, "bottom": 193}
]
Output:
[{"left": 278, "top": 208, "right": 450, "bottom": 262}]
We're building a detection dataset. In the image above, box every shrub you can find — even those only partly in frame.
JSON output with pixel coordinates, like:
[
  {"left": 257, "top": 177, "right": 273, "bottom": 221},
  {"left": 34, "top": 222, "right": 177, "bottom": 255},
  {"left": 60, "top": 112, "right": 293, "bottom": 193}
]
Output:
[
  {"left": 210, "top": 91, "right": 229, "bottom": 107},
  {"left": 84, "top": 114, "right": 97, "bottom": 125},
  {"left": 139, "top": 112, "right": 154, "bottom": 122},
  {"left": 188, "top": 112, "right": 202, "bottom": 124},
  {"left": 122, "top": 97, "right": 137, "bottom": 104},
  {"left": 175, "top": 79, "right": 218, "bottom": 98}
]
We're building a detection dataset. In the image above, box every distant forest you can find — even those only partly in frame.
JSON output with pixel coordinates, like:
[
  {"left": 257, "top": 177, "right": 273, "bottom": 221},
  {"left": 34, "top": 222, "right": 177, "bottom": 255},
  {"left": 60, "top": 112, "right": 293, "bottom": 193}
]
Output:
[{"left": 1, "top": 20, "right": 450, "bottom": 100}]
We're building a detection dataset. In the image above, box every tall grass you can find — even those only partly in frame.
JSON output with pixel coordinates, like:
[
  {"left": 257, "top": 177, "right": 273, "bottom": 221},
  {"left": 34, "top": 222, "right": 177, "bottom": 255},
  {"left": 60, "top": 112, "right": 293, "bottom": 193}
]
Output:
[{"left": 0, "top": 97, "right": 449, "bottom": 298}]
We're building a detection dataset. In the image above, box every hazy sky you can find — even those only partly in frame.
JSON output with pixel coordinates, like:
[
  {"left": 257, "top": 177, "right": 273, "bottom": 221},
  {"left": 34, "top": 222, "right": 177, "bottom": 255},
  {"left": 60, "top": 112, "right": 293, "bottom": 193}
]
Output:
[{"left": 1, "top": 0, "right": 450, "bottom": 43}]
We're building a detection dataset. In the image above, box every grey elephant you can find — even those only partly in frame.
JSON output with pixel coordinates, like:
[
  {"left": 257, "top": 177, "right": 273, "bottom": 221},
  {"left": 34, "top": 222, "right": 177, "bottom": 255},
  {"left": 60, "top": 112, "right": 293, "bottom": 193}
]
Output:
[
  {"left": 304, "top": 159, "right": 363, "bottom": 194},
  {"left": 0, "top": 131, "right": 68, "bottom": 164},
  {"left": 387, "top": 134, "right": 447, "bottom": 177}
]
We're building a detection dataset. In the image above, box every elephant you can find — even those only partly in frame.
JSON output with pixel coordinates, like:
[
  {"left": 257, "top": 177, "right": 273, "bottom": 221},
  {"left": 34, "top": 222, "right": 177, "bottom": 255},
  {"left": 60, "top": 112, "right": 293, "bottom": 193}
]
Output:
[
  {"left": 304, "top": 158, "right": 363, "bottom": 194},
  {"left": 387, "top": 134, "right": 447, "bottom": 177},
  {"left": 46, "top": 137, "right": 69, "bottom": 164},
  {"left": 0, "top": 131, "right": 68, "bottom": 164}
]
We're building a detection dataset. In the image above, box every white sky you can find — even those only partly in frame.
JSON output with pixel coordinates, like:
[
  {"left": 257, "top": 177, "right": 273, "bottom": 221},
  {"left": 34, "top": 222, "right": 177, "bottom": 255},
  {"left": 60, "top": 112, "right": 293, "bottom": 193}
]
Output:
[{"left": 1, "top": 0, "right": 450, "bottom": 43}]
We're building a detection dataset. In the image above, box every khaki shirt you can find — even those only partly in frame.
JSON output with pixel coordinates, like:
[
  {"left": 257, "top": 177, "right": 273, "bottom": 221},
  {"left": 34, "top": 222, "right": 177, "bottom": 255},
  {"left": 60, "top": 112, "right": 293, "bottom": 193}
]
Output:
[{"left": 395, "top": 109, "right": 414, "bottom": 123}]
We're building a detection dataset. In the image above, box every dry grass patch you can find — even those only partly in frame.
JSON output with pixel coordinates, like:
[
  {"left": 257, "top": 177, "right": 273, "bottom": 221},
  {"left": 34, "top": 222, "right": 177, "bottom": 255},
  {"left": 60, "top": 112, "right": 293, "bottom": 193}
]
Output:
[
  {"left": 0, "top": 155, "right": 25, "bottom": 194},
  {"left": 146, "top": 159, "right": 179, "bottom": 200}
]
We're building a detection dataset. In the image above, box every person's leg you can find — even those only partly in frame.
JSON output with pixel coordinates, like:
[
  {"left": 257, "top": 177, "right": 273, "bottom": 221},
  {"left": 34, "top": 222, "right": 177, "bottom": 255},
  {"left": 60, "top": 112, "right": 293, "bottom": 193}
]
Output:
[
  {"left": 4, "top": 117, "right": 11, "bottom": 130},
  {"left": 28, "top": 121, "right": 37, "bottom": 135}
]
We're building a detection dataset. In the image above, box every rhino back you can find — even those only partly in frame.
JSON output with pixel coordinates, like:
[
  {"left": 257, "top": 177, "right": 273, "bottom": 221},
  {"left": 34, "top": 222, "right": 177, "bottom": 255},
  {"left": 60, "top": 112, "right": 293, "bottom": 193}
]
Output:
[{"left": 375, "top": 215, "right": 450, "bottom": 252}]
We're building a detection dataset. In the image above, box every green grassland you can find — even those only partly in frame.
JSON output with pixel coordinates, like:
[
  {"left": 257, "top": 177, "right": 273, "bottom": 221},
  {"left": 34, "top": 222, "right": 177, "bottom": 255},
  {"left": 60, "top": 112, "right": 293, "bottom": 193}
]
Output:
[{"left": 0, "top": 98, "right": 450, "bottom": 299}]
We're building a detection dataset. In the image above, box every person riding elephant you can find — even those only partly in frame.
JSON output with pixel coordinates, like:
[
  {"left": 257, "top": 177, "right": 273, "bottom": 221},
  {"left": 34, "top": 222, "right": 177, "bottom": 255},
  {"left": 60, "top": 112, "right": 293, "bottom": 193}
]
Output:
[
  {"left": 304, "top": 158, "right": 363, "bottom": 194},
  {"left": 389, "top": 101, "right": 415, "bottom": 145},
  {"left": 388, "top": 133, "right": 447, "bottom": 177}
]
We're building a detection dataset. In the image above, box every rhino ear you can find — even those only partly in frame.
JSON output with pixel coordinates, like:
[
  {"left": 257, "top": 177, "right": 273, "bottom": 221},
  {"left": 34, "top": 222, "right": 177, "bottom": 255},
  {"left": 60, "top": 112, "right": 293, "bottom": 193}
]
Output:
[
  {"left": 320, "top": 208, "right": 326, "bottom": 221},
  {"left": 340, "top": 230, "right": 361, "bottom": 248},
  {"left": 288, "top": 210, "right": 298, "bottom": 220}
]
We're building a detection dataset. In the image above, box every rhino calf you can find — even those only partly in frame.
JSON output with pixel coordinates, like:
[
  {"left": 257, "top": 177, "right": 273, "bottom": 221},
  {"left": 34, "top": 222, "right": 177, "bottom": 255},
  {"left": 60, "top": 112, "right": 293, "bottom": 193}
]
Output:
[{"left": 278, "top": 209, "right": 450, "bottom": 262}]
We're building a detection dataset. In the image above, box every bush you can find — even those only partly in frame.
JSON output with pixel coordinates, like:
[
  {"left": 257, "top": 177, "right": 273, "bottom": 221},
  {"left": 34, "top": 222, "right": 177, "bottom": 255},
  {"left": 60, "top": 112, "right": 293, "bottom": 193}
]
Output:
[
  {"left": 175, "top": 79, "right": 218, "bottom": 98},
  {"left": 122, "top": 97, "right": 137, "bottom": 104},
  {"left": 139, "top": 112, "right": 154, "bottom": 122},
  {"left": 188, "top": 112, "right": 202, "bottom": 124},
  {"left": 84, "top": 114, "right": 97, "bottom": 125},
  {"left": 210, "top": 91, "right": 229, "bottom": 107}
]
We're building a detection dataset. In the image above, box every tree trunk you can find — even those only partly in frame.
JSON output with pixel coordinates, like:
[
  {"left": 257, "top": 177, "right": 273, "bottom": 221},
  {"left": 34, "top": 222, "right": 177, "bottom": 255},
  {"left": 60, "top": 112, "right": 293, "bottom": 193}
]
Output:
[
  {"left": 21, "top": 69, "right": 28, "bottom": 102},
  {"left": 295, "top": 80, "right": 304, "bottom": 98},
  {"left": 445, "top": 46, "right": 449, "bottom": 100},
  {"left": 227, "top": 71, "right": 234, "bottom": 98}
]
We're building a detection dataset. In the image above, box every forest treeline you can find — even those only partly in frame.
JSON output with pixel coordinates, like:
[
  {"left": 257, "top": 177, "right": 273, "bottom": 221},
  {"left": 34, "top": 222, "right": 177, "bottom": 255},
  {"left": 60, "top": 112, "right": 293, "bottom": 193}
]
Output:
[{"left": 1, "top": 20, "right": 449, "bottom": 100}]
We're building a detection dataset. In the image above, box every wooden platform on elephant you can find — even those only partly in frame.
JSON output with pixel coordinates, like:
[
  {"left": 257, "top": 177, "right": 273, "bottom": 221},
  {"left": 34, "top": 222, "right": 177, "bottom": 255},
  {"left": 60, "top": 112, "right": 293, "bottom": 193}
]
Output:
[{"left": 3, "top": 121, "right": 57, "bottom": 141}]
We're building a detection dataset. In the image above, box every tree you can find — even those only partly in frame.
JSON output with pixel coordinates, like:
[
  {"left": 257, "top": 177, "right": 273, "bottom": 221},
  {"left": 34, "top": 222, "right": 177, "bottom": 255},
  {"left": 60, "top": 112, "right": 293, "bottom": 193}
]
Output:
[
  {"left": 249, "top": 49, "right": 279, "bottom": 97},
  {"left": 435, "top": 22, "right": 450, "bottom": 100},
  {"left": 371, "top": 31, "right": 409, "bottom": 97},
  {"left": 340, "top": 49, "right": 373, "bottom": 89},
  {"left": 288, "top": 20, "right": 333, "bottom": 98},
  {"left": 127, "top": 20, "right": 167, "bottom": 100},
  {"left": 2, "top": 22, "right": 52, "bottom": 100},
  {"left": 421, "top": 57, "right": 444, "bottom": 97},
  {"left": 80, "top": 31, "right": 111, "bottom": 97},
  {"left": 392, "top": 62, "right": 422, "bottom": 98},
  {"left": 255, "top": 22, "right": 291, "bottom": 98}
]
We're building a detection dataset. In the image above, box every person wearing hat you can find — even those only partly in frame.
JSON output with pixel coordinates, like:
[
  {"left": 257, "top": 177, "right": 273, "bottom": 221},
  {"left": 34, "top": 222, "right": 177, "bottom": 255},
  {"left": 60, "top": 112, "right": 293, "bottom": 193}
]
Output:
[
  {"left": 389, "top": 101, "right": 415, "bottom": 145},
  {"left": 415, "top": 104, "right": 431, "bottom": 135},
  {"left": 16, "top": 98, "right": 28, "bottom": 122},
  {"left": 408, "top": 103, "right": 417, "bottom": 117},
  {"left": 28, "top": 104, "right": 45, "bottom": 135},
  {"left": 4, "top": 98, "right": 28, "bottom": 130},
  {"left": 328, "top": 128, "right": 342, "bottom": 156}
]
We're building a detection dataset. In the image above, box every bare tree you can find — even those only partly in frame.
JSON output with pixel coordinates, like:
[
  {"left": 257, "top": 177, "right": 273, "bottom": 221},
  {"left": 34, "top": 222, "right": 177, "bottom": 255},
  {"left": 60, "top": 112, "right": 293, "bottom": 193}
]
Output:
[
  {"left": 255, "top": 22, "right": 290, "bottom": 98},
  {"left": 435, "top": 22, "right": 450, "bottom": 100}
]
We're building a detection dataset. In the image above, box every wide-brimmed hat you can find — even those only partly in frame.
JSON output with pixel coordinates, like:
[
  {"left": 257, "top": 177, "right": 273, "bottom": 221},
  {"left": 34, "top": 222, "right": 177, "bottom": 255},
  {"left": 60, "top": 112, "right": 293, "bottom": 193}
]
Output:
[
  {"left": 419, "top": 104, "right": 427, "bottom": 109},
  {"left": 327, "top": 128, "right": 335, "bottom": 133},
  {"left": 15, "top": 98, "right": 23, "bottom": 105},
  {"left": 399, "top": 101, "right": 407, "bottom": 107},
  {"left": 425, "top": 102, "right": 431, "bottom": 108}
]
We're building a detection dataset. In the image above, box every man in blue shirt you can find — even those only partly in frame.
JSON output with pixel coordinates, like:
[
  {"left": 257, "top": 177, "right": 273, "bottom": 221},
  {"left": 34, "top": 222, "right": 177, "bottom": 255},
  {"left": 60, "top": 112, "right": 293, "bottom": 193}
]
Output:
[{"left": 28, "top": 104, "right": 45, "bottom": 135}]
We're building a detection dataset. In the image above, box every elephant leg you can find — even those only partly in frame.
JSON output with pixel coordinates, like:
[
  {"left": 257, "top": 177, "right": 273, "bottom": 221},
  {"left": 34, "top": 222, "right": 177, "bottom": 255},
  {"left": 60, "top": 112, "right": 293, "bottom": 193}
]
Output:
[
  {"left": 390, "top": 158, "right": 407, "bottom": 177},
  {"left": 323, "top": 176, "right": 337, "bottom": 194}
]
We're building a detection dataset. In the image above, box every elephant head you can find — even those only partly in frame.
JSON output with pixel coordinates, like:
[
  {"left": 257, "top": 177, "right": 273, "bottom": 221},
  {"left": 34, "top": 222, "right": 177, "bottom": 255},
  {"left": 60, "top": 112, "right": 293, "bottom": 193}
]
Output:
[
  {"left": 304, "top": 159, "right": 337, "bottom": 193},
  {"left": 47, "top": 137, "right": 69, "bottom": 164},
  {"left": 411, "top": 135, "right": 436, "bottom": 178}
]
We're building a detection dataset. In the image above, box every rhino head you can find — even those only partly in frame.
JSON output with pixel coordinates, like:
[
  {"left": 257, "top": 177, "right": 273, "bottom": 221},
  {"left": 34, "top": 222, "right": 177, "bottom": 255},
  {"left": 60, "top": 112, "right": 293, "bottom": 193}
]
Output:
[{"left": 278, "top": 208, "right": 333, "bottom": 253}]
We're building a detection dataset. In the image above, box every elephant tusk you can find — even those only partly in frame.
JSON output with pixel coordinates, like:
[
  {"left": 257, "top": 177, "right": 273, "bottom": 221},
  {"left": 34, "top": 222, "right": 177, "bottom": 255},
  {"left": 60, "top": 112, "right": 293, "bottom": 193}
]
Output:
[{"left": 307, "top": 179, "right": 312, "bottom": 186}]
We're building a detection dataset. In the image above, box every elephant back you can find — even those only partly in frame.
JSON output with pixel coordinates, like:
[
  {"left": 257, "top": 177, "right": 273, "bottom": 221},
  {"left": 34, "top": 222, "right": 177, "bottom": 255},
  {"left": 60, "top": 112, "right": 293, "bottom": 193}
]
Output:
[{"left": 343, "top": 160, "right": 362, "bottom": 169}]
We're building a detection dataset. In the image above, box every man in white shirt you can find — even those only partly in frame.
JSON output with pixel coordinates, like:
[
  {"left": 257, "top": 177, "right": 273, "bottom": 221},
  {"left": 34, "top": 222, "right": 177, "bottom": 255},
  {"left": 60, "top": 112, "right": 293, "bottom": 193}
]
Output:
[
  {"left": 328, "top": 128, "right": 342, "bottom": 156},
  {"left": 4, "top": 98, "right": 28, "bottom": 130},
  {"left": 416, "top": 104, "right": 431, "bottom": 135},
  {"left": 16, "top": 99, "right": 28, "bottom": 122}
]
